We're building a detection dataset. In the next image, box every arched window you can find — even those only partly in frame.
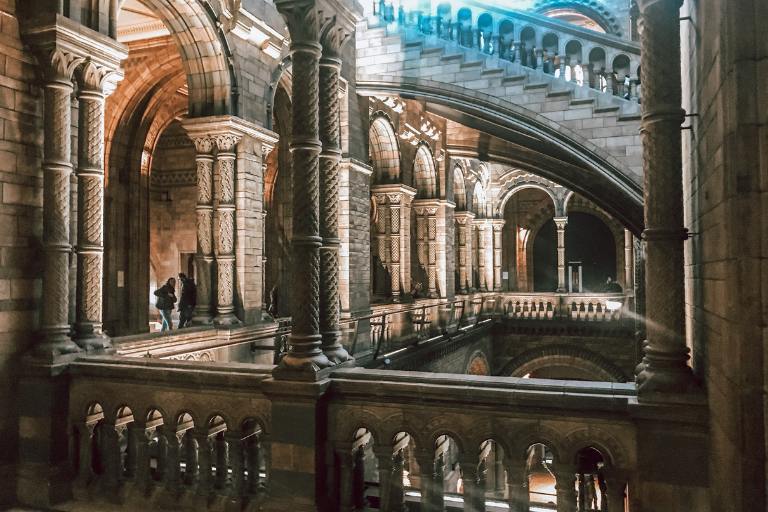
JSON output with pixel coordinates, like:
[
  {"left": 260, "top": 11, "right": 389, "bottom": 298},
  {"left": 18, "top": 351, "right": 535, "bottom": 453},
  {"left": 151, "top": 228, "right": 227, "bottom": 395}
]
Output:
[
  {"left": 369, "top": 116, "right": 401, "bottom": 184},
  {"left": 413, "top": 144, "right": 437, "bottom": 198}
]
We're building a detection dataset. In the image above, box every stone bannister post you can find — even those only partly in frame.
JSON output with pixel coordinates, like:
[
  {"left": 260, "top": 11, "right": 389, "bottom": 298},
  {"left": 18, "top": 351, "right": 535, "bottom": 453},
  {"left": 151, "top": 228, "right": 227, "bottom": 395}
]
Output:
[
  {"left": 245, "top": 434, "right": 261, "bottom": 493},
  {"left": 214, "top": 433, "right": 229, "bottom": 489},
  {"left": 189, "top": 136, "right": 216, "bottom": 325},
  {"left": 163, "top": 427, "right": 182, "bottom": 493},
  {"left": 553, "top": 465, "right": 577, "bottom": 512},
  {"left": 454, "top": 211, "right": 475, "bottom": 293},
  {"left": 192, "top": 429, "right": 212, "bottom": 497},
  {"left": 336, "top": 446, "right": 355, "bottom": 512},
  {"left": 415, "top": 451, "right": 436, "bottom": 512},
  {"left": 554, "top": 216, "right": 568, "bottom": 292},
  {"left": 460, "top": 458, "right": 484, "bottom": 512},
  {"left": 213, "top": 133, "right": 242, "bottom": 326},
  {"left": 492, "top": 219, "right": 505, "bottom": 291},
  {"left": 75, "top": 423, "right": 95, "bottom": 487},
  {"left": 635, "top": 0, "right": 697, "bottom": 396},
  {"left": 604, "top": 471, "right": 628, "bottom": 512},
  {"left": 374, "top": 448, "right": 393, "bottom": 512},
  {"left": 73, "top": 58, "right": 123, "bottom": 349},
  {"left": 504, "top": 460, "right": 529, "bottom": 512},
  {"left": 183, "top": 432, "right": 199, "bottom": 486},
  {"left": 224, "top": 431, "right": 244, "bottom": 498},
  {"left": 319, "top": 18, "right": 353, "bottom": 363}
]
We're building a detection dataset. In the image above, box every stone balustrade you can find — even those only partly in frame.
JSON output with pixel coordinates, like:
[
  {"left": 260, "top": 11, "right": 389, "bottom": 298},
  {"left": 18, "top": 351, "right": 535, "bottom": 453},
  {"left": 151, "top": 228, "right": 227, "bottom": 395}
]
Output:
[
  {"left": 370, "top": 0, "right": 641, "bottom": 100},
  {"left": 68, "top": 357, "right": 273, "bottom": 508},
  {"left": 500, "top": 292, "right": 627, "bottom": 322}
]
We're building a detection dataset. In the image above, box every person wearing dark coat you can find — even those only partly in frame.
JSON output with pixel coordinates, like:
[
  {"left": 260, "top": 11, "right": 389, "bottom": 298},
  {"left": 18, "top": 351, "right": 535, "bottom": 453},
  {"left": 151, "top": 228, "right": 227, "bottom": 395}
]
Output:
[
  {"left": 154, "top": 278, "right": 177, "bottom": 331},
  {"left": 177, "top": 273, "right": 196, "bottom": 328}
]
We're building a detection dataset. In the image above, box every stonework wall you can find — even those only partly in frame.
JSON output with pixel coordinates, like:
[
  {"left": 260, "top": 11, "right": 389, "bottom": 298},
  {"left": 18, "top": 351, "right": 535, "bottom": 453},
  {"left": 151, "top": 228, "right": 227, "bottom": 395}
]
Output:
[
  {"left": 387, "top": 332, "right": 494, "bottom": 375},
  {"left": 681, "top": 0, "right": 768, "bottom": 509},
  {"left": 0, "top": 1, "right": 42, "bottom": 503}
]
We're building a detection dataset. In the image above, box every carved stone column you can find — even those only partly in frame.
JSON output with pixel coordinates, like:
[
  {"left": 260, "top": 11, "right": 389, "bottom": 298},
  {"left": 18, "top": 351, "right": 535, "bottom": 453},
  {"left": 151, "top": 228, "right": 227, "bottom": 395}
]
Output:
[
  {"left": 374, "top": 448, "right": 393, "bottom": 512},
  {"left": 73, "top": 60, "right": 118, "bottom": 349},
  {"left": 454, "top": 211, "right": 475, "bottom": 293},
  {"left": 337, "top": 447, "right": 355, "bottom": 512},
  {"left": 473, "top": 219, "right": 490, "bottom": 291},
  {"left": 413, "top": 200, "right": 439, "bottom": 298},
  {"left": 213, "top": 133, "right": 242, "bottom": 326},
  {"left": 635, "top": 0, "right": 696, "bottom": 395},
  {"left": 191, "top": 137, "right": 216, "bottom": 325},
  {"left": 554, "top": 216, "right": 568, "bottom": 292},
  {"left": 275, "top": 0, "right": 330, "bottom": 370},
  {"left": 415, "top": 452, "right": 436, "bottom": 512},
  {"left": 373, "top": 185, "right": 416, "bottom": 302},
  {"left": 604, "top": 472, "right": 628, "bottom": 512},
  {"left": 492, "top": 219, "right": 505, "bottom": 291},
  {"left": 35, "top": 49, "right": 84, "bottom": 359},
  {"left": 461, "top": 459, "right": 484, "bottom": 512},
  {"left": 319, "top": 21, "right": 352, "bottom": 362}
]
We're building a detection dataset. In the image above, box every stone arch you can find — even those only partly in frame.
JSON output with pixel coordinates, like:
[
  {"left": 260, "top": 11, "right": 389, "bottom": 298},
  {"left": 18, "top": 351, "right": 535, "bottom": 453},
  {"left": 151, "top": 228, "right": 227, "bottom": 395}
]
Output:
[
  {"left": 561, "top": 427, "right": 631, "bottom": 469},
  {"left": 534, "top": 0, "right": 624, "bottom": 37},
  {"left": 497, "top": 182, "right": 559, "bottom": 216},
  {"left": 413, "top": 143, "right": 437, "bottom": 197},
  {"left": 499, "top": 345, "right": 629, "bottom": 382},
  {"left": 453, "top": 164, "right": 467, "bottom": 210},
  {"left": 355, "top": 80, "right": 643, "bottom": 233},
  {"left": 369, "top": 114, "right": 401, "bottom": 184},
  {"left": 471, "top": 182, "right": 487, "bottom": 216},
  {"left": 116, "top": 0, "right": 235, "bottom": 116},
  {"left": 466, "top": 350, "right": 490, "bottom": 376},
  {"left": 509, "top": 425, "right": 567, "bottom": 463}
]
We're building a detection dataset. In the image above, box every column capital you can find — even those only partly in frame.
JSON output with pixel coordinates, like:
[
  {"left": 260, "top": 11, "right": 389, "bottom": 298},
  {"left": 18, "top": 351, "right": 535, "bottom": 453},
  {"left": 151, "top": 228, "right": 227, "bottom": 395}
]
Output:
[
  {"left": 553, "top": 216, "right": 569, "bottom": 230},
  {"left": 491, "top": 218, "right": 506, "bottom": 230},
  {"left": 454, "top": 210, "right": 476, "bottom": 223},
  {"left": 23, "top": 17, "right": 127, "bottom": 85},
  {"left": 371, "top": 183, "right": 418, "bottom": 203},
  {"left": 182, "top": 115, "right": 279, "bottom": 152},
  {"left": 274, "top": 0, "right": 322, "bottom": 45},
  {"left": 76, "top": 58, "right": 124, "bottom": 96}
]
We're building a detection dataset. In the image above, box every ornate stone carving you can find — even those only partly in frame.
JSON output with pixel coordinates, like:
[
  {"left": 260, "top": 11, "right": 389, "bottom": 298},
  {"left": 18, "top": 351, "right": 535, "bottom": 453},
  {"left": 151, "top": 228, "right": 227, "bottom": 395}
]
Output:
[
  {"left": 191, "top": 139, "right": 215, "bottom": 325},
  {"left": 213, "top": 146, "right": 239, "bottom": 326},
  {"left": 197, "top": 159, "right": 213, "bottom": 204},
  {"left": 197, "top": 210, "right": 213, "bottom": 255}
]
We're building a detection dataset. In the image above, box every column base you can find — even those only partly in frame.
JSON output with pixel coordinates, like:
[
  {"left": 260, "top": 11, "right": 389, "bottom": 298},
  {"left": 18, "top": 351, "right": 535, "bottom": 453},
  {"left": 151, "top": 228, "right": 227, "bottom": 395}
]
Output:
[
  {"left": 33, "top": 327, "right": 82, "bottom": 362},
  {"left": 214, "top": 311, "right": 241, "bottom": 327},
  {"left": 321, "top": 332, "right": 353, "bottom": 364},
  {"left": 193, "top": 306, "right": 214, "bottom": 326},
  {"left": 635, "top": 344, "right": 699, "bottom": 397},
  {"left": 74, "top": 327, "right": 113, "bottom": 353}
]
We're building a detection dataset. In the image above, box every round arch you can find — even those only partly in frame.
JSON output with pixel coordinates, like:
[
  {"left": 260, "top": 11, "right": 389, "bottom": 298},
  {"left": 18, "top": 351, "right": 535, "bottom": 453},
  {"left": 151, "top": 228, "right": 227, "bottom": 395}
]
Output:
[
  {"left": 369, "top": 115, "right": 401, "bottom": 184},
  {"left": 534, "top": 0, "right": 623, "bottom": 37},
  {"left": 500, "top": 345, "right": 629, "bottom": 382},
  {"left": 413, "top": 143, "right": 437, "bottom": 197},
  {"left": 453, "top": 165, "right": 467, "bottom": 210}
]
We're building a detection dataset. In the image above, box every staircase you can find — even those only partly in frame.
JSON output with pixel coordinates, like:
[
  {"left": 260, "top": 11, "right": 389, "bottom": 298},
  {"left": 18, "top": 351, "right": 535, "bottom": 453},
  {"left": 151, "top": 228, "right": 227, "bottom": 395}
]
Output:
[{"left": 356, "top": 16, "right": 644, "bottom": 186}]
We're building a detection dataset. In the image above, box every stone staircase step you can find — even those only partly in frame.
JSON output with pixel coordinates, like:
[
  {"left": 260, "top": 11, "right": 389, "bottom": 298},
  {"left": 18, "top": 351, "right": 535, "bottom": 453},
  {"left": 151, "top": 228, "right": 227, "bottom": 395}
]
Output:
[
  {"left": 440, "top": 53, "right": 464, "bottom": 62},
  {"left": 404, "top": 39, "right": 424, "bottom": 48},
  {"left": 618, "top": 113, "right": 641, "bottom": 122},
  {"left": 546, "top": 89, "right": 571, "bottom": 98},
  {"left": 594, "top": 105, "right": 620, "bottom": 114},
  {"left": 481, "top": 68, "right": 505, "bottom": 76},
  {"left": 502, "top": 75, "right": 526, "bottom": 84},
  {"left": 570, "top": 98, "right": 595, "bottom": 106},
  {"left": 460, "top": 60, "right": 484, "bottom": 69},
  {"left": 524, "top": 82, "right": 549, "bottom": 90},
  {"left": 421, "top": 46, "right": 444, "bottom": 56}
]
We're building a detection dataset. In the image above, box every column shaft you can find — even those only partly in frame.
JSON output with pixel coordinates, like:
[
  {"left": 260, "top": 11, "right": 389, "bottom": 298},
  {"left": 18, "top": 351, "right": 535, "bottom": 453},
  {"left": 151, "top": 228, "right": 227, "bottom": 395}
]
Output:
[
  {"left": 506, "top": 464, "right": 529, "bottom": 512},
  {"left": 390, "top": 200, "right": 402, "bottom": 302},
  {"left": 554, "top": 217, "right": 568, "bottom": 292},
  {"left": 192, "top": 138, "right": 215, "bottom": 325},
  {"left": 318, "top": 50, "right": 350, "bottom": 363},
  {"left": 492, "top": 220, "right": 505, "bottom": 291},
  {"left": 278, "top": 8, "right": 330, "bottom": 369},
  {"left": 213, "top": 135, "right": 241, "bottom": 326},
  {"left": 427, "top": 214, "right": 438, "bottom": 297},
  {"left": 74, "top": 83, "right": 109, "bottom": 348},
  {"left": 39, "top": 77, "right": 81, "bottom": 358},
  {"left": 624, "top": 229, "right": 634, "bottom": 291},
  {"left": 376, "top": 452, "right": 393, "bottom": 512},
  {"left": 554, "top": 467, "right": 577, "bottom": 512},
  {"left": 635, "top": 0, "right": 695, "bottom": 395}
]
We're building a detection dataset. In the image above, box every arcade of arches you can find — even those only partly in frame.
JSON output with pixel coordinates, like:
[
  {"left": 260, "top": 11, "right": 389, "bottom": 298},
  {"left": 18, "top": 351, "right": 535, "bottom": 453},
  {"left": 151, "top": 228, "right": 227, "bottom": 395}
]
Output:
[{"left": 0, "top": 0, "right": 765, "bottom": 511}]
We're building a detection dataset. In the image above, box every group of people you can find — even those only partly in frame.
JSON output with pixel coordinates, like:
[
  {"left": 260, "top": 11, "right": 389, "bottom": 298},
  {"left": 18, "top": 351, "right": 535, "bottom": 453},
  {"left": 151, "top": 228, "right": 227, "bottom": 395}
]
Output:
[{"left": 154, "top": 273, "right": 197, "bottom": 331}]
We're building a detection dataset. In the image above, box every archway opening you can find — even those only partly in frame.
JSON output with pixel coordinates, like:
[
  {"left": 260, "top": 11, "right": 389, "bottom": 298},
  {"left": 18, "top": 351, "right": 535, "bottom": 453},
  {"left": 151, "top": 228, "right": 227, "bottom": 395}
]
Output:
[
  {"left": 541, "top": 8, "right": 607, "bottom": 33},
  {"left": 527, "top": 443, "right": 557, "bottom": 508},
  {"left": 564, "top": 212, "right": 617, "bottom": 292}
]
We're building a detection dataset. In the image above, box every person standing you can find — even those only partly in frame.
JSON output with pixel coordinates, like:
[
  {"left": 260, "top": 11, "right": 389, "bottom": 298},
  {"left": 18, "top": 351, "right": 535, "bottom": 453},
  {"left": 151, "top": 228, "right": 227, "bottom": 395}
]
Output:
[
  {"left": 529, "top": 45, "right": 537, "bottom": 69},
  {"left": 154, "top": 277, "right": 177, "bottom": 332},
  {"left": 177, "top": 273, "right": 196, "bottom": 328}
]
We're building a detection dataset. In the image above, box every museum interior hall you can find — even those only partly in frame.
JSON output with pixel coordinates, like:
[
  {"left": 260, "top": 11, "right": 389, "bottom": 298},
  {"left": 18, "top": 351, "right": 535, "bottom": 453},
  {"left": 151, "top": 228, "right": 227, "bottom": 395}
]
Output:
[{"left": 0, "top": 0, "right": 765, "bottom": 510}]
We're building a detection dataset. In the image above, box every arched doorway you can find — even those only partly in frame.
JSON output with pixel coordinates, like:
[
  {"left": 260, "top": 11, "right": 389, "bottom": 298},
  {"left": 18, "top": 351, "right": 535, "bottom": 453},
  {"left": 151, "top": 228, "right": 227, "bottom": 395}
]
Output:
[{"left": 564, "top": 212, "right": 616, "bottom": 292}]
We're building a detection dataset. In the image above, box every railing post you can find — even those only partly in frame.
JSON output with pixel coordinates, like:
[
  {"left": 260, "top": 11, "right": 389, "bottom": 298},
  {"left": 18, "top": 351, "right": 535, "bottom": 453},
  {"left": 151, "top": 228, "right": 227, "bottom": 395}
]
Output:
[
  {"left": 505, "top": 459, "right": 529, "bottom": 512},
  {"left": 553, "top": 465, "right": 577, "bottom": 512},
  {"left": 163, "top": 426, "right": 181, "bottom": 493},
  {"left": 374, "top": 448, "right": 393, "bottom": 512},
  {"left": 193, "top": 429, "right": 212, "bottom": 498},
  {"left": 245, "top": 433, "right": 261, "bottom": 494},
  {"left": 225, "top": 431, "right": 244, "bottom": 498},
  {"left": 460, "top": 458, "right": 484, "bottom": 512},
  {"left": 76, "top": 422, "right": 96, "bottom": 488}
]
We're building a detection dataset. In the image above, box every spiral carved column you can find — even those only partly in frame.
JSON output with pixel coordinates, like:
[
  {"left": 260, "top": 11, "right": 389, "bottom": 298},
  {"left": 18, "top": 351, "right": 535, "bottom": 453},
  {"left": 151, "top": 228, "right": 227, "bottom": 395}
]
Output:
[
  {"left": 319, "top": 22, "right": 351, "bottom": 363},
  {"left": 554, "top": 216, "right": 568, "bottom": 292},
  {"left": 191, "top": 137, "right": 216, "bottom": 325},
  {"left": 73, "top": 60, "right": 115, "bottom": 350},
  {"left": 36, "top": 49, "right": 84, "bottom": 359},
  {"left": 635, "top": 0, "right": 696, "bottom": 396},
  {"left": 213, "top": 134, "right": 241, "bottom": 326},
  {"left": 276, "top": 0, "right": 330, "bottom": 370}
]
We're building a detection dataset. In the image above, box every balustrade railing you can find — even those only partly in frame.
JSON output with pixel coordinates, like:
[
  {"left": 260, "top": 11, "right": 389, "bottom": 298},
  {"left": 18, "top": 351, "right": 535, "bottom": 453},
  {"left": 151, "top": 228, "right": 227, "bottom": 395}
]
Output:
[
  {"left": 500, "top": 292, "right": 626, "bottom": 322},
  {"left": 368, "top": 0, "right": 642, "bottom": 101},
  {"left": 69, "top": 358, "right": 272, "bottom": 507}
]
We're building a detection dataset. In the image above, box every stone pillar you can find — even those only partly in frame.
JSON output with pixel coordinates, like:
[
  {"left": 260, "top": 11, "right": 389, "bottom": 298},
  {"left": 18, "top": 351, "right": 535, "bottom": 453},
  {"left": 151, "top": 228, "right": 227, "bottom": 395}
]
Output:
[
  {"left": 163, "top": 427, "right": 182, "bottom": 492},
  {"left": 129, "top": 424, "right": 150, "bottom": 489},
  {"left": 276, "top": 0, "right": 331, "bottom": 370},
  {"left": 454, "top": 211, "right": 475, "bottom": 293},
  {"left": 319, "top": 21, "right": 352, "bottom": 363},
  {"left": 36, "top": 49, "right": 84, "bottom": 359},
  {"left": 635, "top": 0, "right": 696, "bottom": 395},
  {"left": 190, "top": 136, "right": 216, "bottom": 325},
  {"left": 415, "top": 452, "right": 435, "bottom": 512},
  {"left": 372, "top": 185, "right": 416, "bottom": 302},
  {"left": 505, "top": 462, "right": 529, "bottom": 512},
  {"left": 553, "top": 466, "right": 577, "bottom": 512},
  {"left": 473, "top": 220, "right": 487, "bottom": 291},
  {"left": 245, "top": 434, "right": 261, "bottom": 493},
  {"left": 461, "top": 460, "right": 484, "bottom": 512},
  {"left": 492, "top": 219, "right": 505, "bottom": 291},
  {"left": 213, "top": 133, "right": 242, "bottom": 326},
  {"left": 337, "top": 448, "right": 355, "bottom": 512},
  {"left": 374, "top": 449, "right": 393, "bottom": 512},
  {"left": 624, "top": 229, "right": 634, "bottom": 292},
  {"left": 73, "top": 60, "right": 118, "bottom": 349},
  {"left": 225, "top": 431, "right": 244, "bottom": 497},
  {"left": 193, "top": 429, "right": 212, "bottom": 496},
  {"left": 554, "top": 216, "right": 568, "bottom": 292},
  {"left": 413, "top": 201, "right": 439, "bottom": 298}
]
